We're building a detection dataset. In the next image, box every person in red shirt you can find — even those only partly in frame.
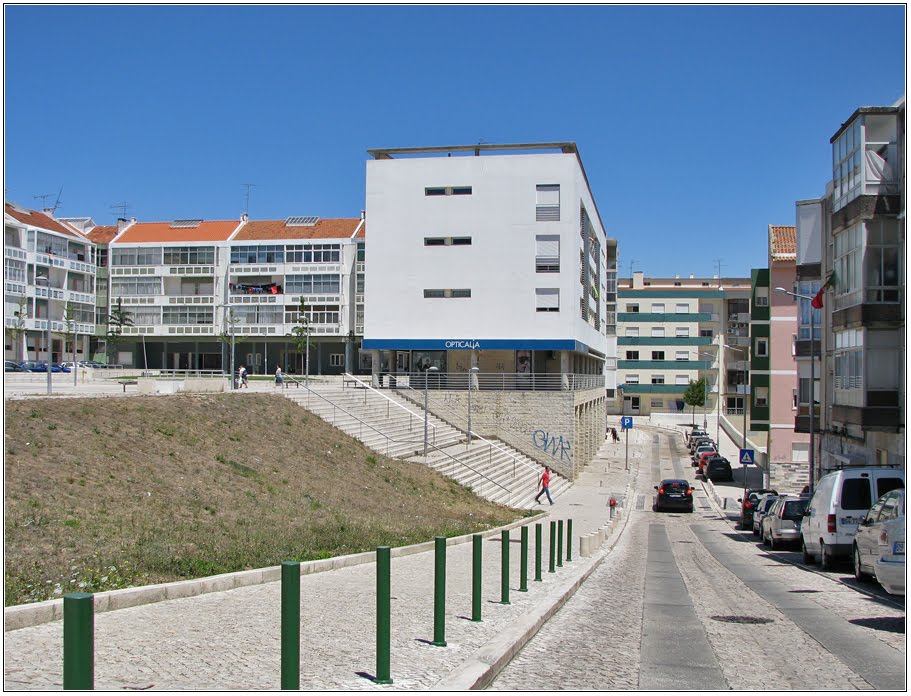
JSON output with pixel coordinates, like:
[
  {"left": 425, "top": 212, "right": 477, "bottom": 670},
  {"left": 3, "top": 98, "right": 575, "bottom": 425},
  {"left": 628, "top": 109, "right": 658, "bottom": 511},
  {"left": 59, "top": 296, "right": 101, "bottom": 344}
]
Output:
[{"left": 535, "top": 466, "right": 554, "bottom": 505}]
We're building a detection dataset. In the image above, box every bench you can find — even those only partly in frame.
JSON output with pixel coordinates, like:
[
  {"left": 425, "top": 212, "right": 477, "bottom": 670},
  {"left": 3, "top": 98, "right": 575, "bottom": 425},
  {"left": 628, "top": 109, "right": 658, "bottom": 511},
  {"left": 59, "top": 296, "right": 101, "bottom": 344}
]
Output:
[
  {"left": 118, "top": 379, "right": 138, "bottom": 392},
  {"left": 343, "top": 377, "right": 366, "bottom": 389}
]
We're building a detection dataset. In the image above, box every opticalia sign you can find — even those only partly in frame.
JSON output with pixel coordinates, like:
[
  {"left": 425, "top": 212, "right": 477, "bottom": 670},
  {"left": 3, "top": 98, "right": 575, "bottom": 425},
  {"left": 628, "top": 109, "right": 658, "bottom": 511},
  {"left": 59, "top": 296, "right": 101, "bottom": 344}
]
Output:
[{"left": 445, "top": 340, "right": 481, "bottom": 349}]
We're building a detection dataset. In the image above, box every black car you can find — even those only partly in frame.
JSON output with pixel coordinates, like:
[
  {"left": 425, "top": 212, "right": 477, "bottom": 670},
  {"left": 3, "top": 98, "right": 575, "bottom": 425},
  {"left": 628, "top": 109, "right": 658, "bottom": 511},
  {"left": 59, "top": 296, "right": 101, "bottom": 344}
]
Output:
[
  {"left": 654, "top": 479, "right": 694, "bottom": 513},
  {"left": 703, "top": 456, "right": 733, "bottom": 482},
  {"left": 738, "top": 488, "right": 778, "bottom": 529}
]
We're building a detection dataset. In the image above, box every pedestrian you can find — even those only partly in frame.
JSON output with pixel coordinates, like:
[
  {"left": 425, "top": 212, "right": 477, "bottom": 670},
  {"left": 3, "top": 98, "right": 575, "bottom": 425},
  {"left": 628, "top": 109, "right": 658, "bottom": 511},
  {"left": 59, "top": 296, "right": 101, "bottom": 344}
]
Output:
[
  {"left": 275, "top": 365, "right": 283, "bottom": 388},
  {"left": 612, "top": 427, "right": 620, "bottom": 443},
  {"left": 534, "top": 466, "right": 554, "bottom": 505},
  {"left": 239, "top": 365, "right": 248, "bottom": 388}
]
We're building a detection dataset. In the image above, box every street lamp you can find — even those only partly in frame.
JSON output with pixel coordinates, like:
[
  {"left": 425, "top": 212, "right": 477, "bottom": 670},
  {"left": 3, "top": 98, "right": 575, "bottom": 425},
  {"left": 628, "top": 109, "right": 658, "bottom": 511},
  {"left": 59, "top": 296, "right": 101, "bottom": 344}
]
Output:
[
  {"left": 698, "top": 350, "right": 721, "bottom": 444},
  {"left": 776, "top": 287, "right": 817, "bottom": 494},
  {"left": 467, "top": 366, "right": 480, "bottom": 444},
  {"left": 423, "top": 366, "right": 439, "bottom": 457}
]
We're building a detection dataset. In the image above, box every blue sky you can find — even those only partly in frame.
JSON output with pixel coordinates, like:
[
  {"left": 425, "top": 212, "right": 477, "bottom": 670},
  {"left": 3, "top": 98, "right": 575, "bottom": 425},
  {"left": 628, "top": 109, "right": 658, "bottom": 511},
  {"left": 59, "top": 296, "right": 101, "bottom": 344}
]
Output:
[{"left": 4, "top": 4, "right": 905, "bottom": 278}]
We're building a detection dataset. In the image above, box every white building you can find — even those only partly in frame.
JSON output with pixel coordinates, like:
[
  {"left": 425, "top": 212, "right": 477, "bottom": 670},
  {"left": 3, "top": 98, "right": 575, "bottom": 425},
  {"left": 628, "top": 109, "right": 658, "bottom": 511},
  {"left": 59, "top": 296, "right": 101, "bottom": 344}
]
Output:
[{"left": 363, "top": 143, "right": 618, "bottom": 477}]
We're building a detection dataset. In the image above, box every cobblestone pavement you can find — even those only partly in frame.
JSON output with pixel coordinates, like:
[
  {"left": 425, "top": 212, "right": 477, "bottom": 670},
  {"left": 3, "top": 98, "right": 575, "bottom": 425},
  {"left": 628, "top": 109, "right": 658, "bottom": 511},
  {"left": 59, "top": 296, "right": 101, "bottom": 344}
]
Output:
[
  {"left": 3, "top": 429, "right": 648, "bottom": 691},
  {"left": 490, "top": 426, "right": 906, "bottom": 691}
]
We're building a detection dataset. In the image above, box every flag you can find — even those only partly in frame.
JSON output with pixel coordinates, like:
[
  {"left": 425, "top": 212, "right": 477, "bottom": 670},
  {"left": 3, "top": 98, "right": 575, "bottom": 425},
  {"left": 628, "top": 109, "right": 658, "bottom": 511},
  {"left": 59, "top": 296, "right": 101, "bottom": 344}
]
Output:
[{"left": 810, "top": 271, "right": 837, "bottom": 309}]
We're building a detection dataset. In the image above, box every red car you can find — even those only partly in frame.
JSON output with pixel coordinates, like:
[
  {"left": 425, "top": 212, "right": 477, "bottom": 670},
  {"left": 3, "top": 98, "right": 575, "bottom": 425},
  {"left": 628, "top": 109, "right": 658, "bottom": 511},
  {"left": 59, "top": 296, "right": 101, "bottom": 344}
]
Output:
[{"left": 696, "top": 450, "right": 718, "bottom": 475}]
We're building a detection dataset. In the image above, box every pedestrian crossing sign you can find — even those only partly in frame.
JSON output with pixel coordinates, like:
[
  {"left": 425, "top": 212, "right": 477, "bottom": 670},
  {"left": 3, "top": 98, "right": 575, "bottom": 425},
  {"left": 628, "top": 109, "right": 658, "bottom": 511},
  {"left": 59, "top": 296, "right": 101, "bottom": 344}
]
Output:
[{"left": 739, "top": 448, "right": 754, "bottom": 465}]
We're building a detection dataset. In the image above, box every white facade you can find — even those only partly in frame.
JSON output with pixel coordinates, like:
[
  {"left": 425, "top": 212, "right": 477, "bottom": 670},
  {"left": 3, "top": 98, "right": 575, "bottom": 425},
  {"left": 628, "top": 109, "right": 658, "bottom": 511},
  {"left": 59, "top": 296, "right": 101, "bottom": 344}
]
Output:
[{"left": 363, "top": 144, "right": 616, "bottom": 376}]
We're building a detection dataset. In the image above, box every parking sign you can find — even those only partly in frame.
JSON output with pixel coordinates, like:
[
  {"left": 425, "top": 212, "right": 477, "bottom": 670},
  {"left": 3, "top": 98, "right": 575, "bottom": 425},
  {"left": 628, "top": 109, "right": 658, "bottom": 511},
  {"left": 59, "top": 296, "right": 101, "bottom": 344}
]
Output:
[{"left": 621, "top": 416, "right": 633, "bottom": 430}]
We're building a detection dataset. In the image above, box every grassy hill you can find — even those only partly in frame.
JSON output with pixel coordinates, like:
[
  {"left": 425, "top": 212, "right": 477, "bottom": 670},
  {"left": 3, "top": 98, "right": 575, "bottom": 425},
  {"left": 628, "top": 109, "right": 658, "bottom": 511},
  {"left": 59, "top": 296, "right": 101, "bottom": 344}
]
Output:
[{"left": 4, "top": 393, "right": 523, "bottom": 606}]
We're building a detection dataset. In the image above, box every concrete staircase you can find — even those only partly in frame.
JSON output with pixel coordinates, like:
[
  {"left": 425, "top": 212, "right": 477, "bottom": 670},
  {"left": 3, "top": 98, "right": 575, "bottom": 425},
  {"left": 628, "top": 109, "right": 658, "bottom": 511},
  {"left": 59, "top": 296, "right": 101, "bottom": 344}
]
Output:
[{"left": 282, "top": 377, "right": 569, "bottom": 509}]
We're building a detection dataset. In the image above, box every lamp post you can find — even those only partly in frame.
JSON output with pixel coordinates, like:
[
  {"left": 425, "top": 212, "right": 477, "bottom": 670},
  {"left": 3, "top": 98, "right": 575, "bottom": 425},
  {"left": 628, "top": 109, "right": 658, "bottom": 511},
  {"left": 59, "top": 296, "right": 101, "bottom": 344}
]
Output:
[
  {"left": 467, "top": 366, "right": 479, "bottom": 444},
  {"left": 775, "top": 287, "right": 816, "bottom": 494},
  {"left": 423, "top": 366, "right": 439, "bottom": 457}
]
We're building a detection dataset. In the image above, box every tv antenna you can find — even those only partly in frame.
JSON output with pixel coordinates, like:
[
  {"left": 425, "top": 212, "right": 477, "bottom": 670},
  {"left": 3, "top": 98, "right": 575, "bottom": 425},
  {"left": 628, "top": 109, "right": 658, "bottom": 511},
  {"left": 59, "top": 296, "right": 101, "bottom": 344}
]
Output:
[
  {"left": 242, "top": 183, "right": 257, "bottom": 216},
  {"left": 714, "top": 258, "right": 724, "bottom": 286},
  {"left": 110, "top": 201, "right": 132, "bottom": 220},
  {"left": 627, "top": 258, "right": 639, "bottom": 277},
  {"left": 34, "top": 193, "right": 53, "bottom": 209},
  {"left": 50, "top": 186, "right": 64, "bottom": 214}
]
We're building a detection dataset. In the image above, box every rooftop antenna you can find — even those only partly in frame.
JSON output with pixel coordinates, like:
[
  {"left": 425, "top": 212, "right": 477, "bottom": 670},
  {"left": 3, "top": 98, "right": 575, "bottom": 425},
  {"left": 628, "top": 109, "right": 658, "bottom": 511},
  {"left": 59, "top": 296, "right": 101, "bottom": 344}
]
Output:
[
  {"left": 627, "top": 258, "right": 639, "bottom": 277},
  {"left": 242, "top": 183, "right": 257, "bottom": 216},
  {"left": 714, "top": 258, "right": 724, "bottom": 287},
  {"left": 110, "top": 201, "right": 132, "bottom": 220},
  {"left": 34, "top": 193, "right": 53, "bottom": 209},
  {"left": 50, "top": 186, "right": 64, "bottom": 215},
  {"left": 475, "top": 138, "right": 487, "bottom": 156}
]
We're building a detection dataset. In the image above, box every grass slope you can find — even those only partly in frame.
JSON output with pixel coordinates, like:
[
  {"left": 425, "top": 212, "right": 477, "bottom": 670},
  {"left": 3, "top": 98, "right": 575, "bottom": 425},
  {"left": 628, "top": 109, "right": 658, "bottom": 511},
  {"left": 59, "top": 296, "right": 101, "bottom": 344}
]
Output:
[{"left": 4, "top": 394, "right": 523, "bottom": 606}]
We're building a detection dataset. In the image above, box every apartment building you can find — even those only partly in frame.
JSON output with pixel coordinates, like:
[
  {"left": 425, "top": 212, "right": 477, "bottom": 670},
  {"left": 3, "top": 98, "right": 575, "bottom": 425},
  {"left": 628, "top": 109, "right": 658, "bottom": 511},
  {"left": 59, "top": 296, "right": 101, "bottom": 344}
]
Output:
[
  {"left": 750, "top": 226, "right": 812, "bottom": 492},
  {"left": 362, "top": 143, "right": 618, "bottom": 477},
  {"left": 617, "top": 272, "right": 752, "bottom": 419},
  {"left": 4, "top": 203, "right": 96, "bottom": 365},
  {"left": 47, "top": 213, "right": 365, "bottom": 374},
  {"left": 818, "top": 100, "right": 905, "bottom": 472}
]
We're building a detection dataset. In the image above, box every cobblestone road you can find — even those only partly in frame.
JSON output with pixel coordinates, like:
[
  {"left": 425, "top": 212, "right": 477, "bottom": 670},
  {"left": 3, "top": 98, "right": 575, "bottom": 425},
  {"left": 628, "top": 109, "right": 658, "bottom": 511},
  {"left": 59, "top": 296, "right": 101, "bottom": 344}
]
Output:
[{"left": 490, "top": 427, "right": 906, "bottom": 691}]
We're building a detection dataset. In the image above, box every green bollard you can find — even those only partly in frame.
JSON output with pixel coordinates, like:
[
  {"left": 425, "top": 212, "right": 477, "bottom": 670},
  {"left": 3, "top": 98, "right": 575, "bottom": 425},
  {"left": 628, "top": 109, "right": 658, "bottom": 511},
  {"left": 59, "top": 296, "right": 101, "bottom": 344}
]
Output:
[
  {"left": 557, "top": 520, "right": 564, "bottom": 568},
  {"left": 534, "top": 523, "right": 543, "bottom": 582},
  {"left": 281, "top": 561, "right": 300, "bottom": 690},
  {"left": 519, "top": 526, "right": 528, "bottom": 592},
  {"left": 500, "top": 529, "right": 510, "bottom": 604},
  {"left": 472, "top": 534, "right": 482, "bottom": 622},
  {"left": 63, "top": 592, "right": 94, "bottom": 690},
  {"left": 432, "top": 536, "right": 447, "bottom": 646},
  {"left": 549, "top": 521, "right": 556, "bottom": 573},
  {"left": 566, "top": 519, "right": 573, "bottom": 562},
  {"left": 375, "top": 546, "right": 393, "bottom": 685}
]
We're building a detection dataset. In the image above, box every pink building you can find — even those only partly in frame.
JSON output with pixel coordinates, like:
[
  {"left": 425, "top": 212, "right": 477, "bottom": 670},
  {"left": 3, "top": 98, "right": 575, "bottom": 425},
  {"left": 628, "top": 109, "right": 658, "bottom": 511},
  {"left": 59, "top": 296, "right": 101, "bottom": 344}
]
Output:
[{"left": 767, "top": 225, "right": 811, "bottom": 492}]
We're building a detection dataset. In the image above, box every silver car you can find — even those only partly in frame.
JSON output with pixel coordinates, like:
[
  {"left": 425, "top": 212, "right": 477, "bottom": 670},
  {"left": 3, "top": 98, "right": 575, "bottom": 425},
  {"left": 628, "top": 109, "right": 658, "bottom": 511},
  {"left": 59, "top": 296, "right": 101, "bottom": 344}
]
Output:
[
  {"left": 752, "top": 494, "right": 779, "bottom": 536},
  {"left": 853, "top": 488, "right": 904, "bottom": 585},
  {"left": 762, "top": 497, "right": 810, "bottom": 550}
]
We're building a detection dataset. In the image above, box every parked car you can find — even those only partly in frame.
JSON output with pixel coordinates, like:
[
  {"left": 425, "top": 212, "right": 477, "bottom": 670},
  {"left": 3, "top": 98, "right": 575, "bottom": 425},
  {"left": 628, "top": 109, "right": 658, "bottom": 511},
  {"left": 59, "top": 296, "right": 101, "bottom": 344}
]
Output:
[
  {"left": 654, "top": 479, "right": 695, "bottom": 513},
  {"left": 689, "top": 437, "right": 715, "bottom": 454},
  {"left": 762, "top": 496, "right": 809, "bottom": 549},
  {"left": 5, "top": 360, "right": 26, "bottom": 372},
  {"left": 738, "top": 488, "right": 779, "bottom": 529},
  {"left": 695, "top": 450, "right": 719, "bottom": 476},
  {"left": 852, "top": 488, "right": 904, "bottom": 584},
  {"left": 752, "top": 493, "right": 780, "bottom": 536},
  {"left": 691, "top": 444, "right": 717, "bottom": 466},
  {"left": 686, "top": 429, "right": 708, "bottom": 446},
  {"left": 18, "top": 361, "right": 59, "bottom": 372},
  {"left": 875, "top": 504, "right": 905, "bottom": 596},
  {"left": 702, "top": 456, "right": 733, "bottom": 482},
  {"left": 801, "top": 467, "right": 904, "bottom": 570},
  {"left": 53, "top": 363, "right": 71, "bottom": 373},
  {"left": 59, "top": 362, "right": 79, "bottom": 371}
]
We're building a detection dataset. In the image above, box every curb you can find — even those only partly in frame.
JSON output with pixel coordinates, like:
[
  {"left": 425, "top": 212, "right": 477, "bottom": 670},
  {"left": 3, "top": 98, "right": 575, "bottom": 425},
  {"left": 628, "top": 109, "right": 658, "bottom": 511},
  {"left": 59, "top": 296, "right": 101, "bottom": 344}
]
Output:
[{"left": 4, "top": 514, "right": 542, "bottom": 632}]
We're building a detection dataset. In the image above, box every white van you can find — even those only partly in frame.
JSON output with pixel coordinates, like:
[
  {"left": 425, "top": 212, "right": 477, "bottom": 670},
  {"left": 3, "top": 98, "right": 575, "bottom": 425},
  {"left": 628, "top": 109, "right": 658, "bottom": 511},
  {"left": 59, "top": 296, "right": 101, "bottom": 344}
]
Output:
[{"left": 801, "top": 467, "right": 904, "bottom": 570}]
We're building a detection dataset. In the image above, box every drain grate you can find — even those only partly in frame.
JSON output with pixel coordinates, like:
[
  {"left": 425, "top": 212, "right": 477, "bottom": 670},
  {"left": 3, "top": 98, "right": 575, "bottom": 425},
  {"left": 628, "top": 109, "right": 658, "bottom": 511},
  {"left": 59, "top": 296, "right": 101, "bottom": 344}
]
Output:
[
  {"left": 788, "top": 589, "right": 820, "bottom": 594},
  {"left": 710, "top": 615, "right": 773, "bottom": 625}
]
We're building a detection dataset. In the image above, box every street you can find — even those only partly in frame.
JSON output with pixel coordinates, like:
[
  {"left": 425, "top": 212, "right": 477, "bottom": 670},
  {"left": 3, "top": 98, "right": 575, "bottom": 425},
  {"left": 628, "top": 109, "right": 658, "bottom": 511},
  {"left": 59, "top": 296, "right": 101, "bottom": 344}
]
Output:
[{"left": 489, "top": 428, "right": 906, "bottom": 691}]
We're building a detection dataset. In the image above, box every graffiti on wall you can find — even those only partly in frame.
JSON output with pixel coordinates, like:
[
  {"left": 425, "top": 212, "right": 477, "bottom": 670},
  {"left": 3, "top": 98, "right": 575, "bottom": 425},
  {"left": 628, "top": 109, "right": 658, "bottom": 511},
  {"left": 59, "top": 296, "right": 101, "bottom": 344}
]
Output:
[{"left": 532, "top": 430, "right": 572, "bottom": 461}]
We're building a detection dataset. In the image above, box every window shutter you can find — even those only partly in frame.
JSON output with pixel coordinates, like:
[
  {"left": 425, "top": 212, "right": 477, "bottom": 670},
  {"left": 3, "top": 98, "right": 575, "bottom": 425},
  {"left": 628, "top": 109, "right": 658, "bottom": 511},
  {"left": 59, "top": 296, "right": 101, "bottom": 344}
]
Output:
[
  {"left": 535, "top": 288, "right": 559, "bottom": 311},
  {"left": 536, "top": 185, "right": 560, "bottom": 221}
]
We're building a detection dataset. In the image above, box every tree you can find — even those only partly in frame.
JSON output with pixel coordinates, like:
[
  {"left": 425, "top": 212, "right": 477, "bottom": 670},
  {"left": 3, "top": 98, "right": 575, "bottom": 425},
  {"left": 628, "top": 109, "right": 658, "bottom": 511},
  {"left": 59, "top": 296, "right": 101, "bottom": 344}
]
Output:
[
  {"left": 106, "top": 298, "right": 133, "bottom": 365},
  {"left": 683, "top": 378, "right": 707, "bottom": 426},
  {"left": 6, "top": 296, "right": 28, "bottom": 362},
  {"left": 287, "top": 299, "right": 313, "bottom": 378}
]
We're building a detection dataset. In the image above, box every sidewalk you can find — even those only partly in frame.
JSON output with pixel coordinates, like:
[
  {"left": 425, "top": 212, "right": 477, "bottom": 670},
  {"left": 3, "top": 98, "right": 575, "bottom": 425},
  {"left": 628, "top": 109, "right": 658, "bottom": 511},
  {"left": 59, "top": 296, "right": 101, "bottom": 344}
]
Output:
[{"left": 3, "top": 428, "right": 650, "bottom": 691}]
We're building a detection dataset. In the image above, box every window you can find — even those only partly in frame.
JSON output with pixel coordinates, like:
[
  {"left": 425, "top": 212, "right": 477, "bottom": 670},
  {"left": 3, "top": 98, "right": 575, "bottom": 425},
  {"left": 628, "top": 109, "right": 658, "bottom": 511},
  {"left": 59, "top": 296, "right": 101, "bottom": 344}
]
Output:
[
  {"left": 626, "top": 327, "right": 639, "bottom": 337},
  {"left": 425, "top": 237, "right": 472, "bottom": 246},
  {"left": 536, "top": 184, "right": 560, "bottom": 221},
  {"left": 424, "top": 289, "right": 471, "bottom": 299},
  {"left": 625, "top": 351, "right": 639, "bottom": 360},
  {"left": 425, "top": 186, "right": 472, "bottom": 196},
  {"left": 676, "top": 327, "right": 690, "bottom": 337},
  {"left": 627, "top": 303, "right": 640, "bottom": 313},
  {"left": 833, "top": 223, "right": 862, "bottom": 306},
  {"left": 754, "top": 386, "right": 769, "bottom": 407},
  {"left": 797, "top": 280, "right": 822, "bottom": 339},
  {"left": 651, "top": 327, "right": 665, "bottom": 338},
  {"left": 329, "top": 354, "right": 344, "bottom": 367},
  {"left": 285, "top": 274, "right": 341, "bottom": 294},
  {"left": 700, "top": 329, "right": 714, "bottom": 338},
  {"left": 675, "top": 375, "right": 688, "bottom": 385},
  {"left": 791, "top": 443, "right": 809, "bottom": 462},
  {"left": 651, "top": 375, "right": 664, "bottom": 384},
  {"left": 651, "top": 399, "right": 664, "bottom": 408},
  {"left": 755, "top": 288, "right": 769, "bottom": 306},
  {"left": 865, "top": 219, "right": 901, "bottom": 303},
  {"left": 675, "top": 351, "right": 688, "bottom": 361},
  {"left": 755, "top": 338, "right": 768, "bottom": 357},
  {"left": 535, "top": 235, "right": 560, "bottom": 273},
  {"left": 111, "top": 247, "right": 163, "bottom": 266},
  {"left": 675, "top": 303, "right": 688, "bottom": 313},
  {"left": 834, "top": 328, "right": 863, "bottom": 390},
  {"left": 111, "top": 277, "right": 161, "bottom": 296},
  {"left": 230, "top": 245, "right": 284, "bottom": 264},
  {"left": 652, "top": 303, "right": 665, "bottom": 313},
  {"left": 840, "top": 479, "right": 871, "bottom": 511},
  {"left": 626, "top": 374, "right": 640, "bottom": 384},
  {"left": 163, "top": 246, "right": 215, "bottom": 265},
  {"left": 284, "top": 304, "right": 339, "bottom": 325},
  {"left": 285, "top": 244, "right": 341, "bottom": 264},
  {"left": 651, "top": 351, "right": 665, "bottom": 360},
  {"left": 162, "top": 307, "right": 214, "bottom": 325},
  {"left": 535, "top": 288, "right": 559, "bottom": 312}
]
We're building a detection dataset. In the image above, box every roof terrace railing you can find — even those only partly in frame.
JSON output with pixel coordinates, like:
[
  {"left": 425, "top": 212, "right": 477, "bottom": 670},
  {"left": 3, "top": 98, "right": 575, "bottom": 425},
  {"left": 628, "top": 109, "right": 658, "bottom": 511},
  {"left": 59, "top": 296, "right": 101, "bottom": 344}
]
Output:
[{"left": 374, "top": 371, "right": 605, "bottom": 392}]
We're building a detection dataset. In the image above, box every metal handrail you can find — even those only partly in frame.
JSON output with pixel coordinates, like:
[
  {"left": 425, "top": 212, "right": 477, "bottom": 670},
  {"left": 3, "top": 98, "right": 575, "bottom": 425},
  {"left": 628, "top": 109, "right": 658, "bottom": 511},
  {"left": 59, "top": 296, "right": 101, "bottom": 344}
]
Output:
[
  {"left": 374, "top": 371, "right": 605, "bottom": 392},
  {"left": 394, "top": 381, "right": 542, "bottom": 481},
  {"left": 423, "top": 440, "right": 512, "bottom": 506},
  {"left": 342, "top": 373, "right": 437, "bottom": 441}
]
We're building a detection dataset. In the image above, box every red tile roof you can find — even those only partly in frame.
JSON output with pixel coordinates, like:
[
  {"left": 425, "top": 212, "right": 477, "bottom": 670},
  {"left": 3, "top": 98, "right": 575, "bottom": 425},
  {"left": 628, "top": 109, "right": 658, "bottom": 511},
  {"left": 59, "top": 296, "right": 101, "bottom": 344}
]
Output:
[
  {"left": 4, "top": 202, "right": 82, "bottom": 238},
  {"left": 233, "top": 218, "right": 363, "bottom": 241},
  {"left": 769, "top": 225, "right": 796, "bottom": 260},
  {"left": 115, "top": 220, "right": 241, "bottom": 243},
  {"left": 86, "top": 225, "right": 120, "bottom": 244}
]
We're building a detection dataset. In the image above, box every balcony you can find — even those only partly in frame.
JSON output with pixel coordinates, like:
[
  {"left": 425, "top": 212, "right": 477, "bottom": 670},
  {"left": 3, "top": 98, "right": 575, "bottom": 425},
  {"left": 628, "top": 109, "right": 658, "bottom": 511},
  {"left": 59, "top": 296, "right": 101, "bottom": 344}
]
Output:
[
  {"left": 620, "top": 384, "right": 688, "bottom": 394},
  {"left": 34, "top": 285, "right": 66, "bottom": 301},
  {"left": 727, "top": 360, "right": 750, "bottom": 371},
  {"left": 166, "top": 295, "right": 215, "bottom": 305},
  {"left": 728, "top": 312, "right": 751, "bottom": 323},
  {"left": 5, "top": 281, "right": 26, "bottom": 296},
  {"left": 5, "top": 247, "right": 27, "bottom": 261},
  {"left": 725, "top": 384, "right": 750, "bottom": 395},
  {"left": 725, "top": 337, "right": 750, "bottom": 348},
  {"left": 66, "top": 290, "right": 95, "bottom": 305}
]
